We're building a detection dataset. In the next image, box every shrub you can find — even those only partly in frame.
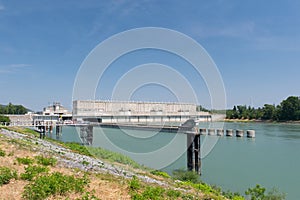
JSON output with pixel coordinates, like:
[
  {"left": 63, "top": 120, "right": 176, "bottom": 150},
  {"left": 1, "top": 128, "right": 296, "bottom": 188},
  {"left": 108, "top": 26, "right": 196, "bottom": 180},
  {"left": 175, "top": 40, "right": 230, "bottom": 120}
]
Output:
[
  {"left": 223, "top": 190, "right": 243, "bottom": 199},
  {"left": 16, "top": 156, "right": 34, "bottom": 165},
  {"left": 35, "top": 155, "right": 57, "bottom": 166},
  {"left": 233, "top": 196, "right": 245, "bottom": 200},
  {"left": 20, "top": 165, "right": 49, "bottom": 181},
  {"left": 0, "top": 148, "right": 5, "bottom": 157},
  {"left": 245, "top": 185, "right": 285, "bottom": 200},
  {"left": 22, "top": 172, "right": 89, "bottom": 200},
  {"left": 150, "top": 170, "right": 171, "bottom": 178},
  {"left": 172, "top": 169, "right": 199, "bottom": 183},
  {"left": 0, "top": 167, "right": 17, "bottom": 186}
]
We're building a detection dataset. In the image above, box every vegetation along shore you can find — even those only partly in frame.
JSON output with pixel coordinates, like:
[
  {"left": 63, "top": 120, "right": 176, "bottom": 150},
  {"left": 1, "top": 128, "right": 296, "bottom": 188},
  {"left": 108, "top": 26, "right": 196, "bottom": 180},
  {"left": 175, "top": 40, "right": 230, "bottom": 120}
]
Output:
[{"left": 226, "top": 96, "right": 300, "bottom": 122}]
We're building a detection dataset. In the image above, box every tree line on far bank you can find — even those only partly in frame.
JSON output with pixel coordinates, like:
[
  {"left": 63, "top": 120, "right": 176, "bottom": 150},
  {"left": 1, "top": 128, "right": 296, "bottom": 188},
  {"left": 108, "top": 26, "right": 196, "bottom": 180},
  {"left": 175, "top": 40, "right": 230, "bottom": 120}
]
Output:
[
  {"left": 0, "top": 103, "right": 29, "bottom": 124},
  {"left": 0, "top": 103, "right": 28, "bottom": 115},
  {"left": 226, "top": 96, "right": 300, "bottom": 121}
]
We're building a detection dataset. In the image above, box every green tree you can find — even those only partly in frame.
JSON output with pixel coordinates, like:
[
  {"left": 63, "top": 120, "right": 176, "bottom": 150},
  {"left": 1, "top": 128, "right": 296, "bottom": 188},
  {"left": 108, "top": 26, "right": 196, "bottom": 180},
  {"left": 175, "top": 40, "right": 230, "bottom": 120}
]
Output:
[
  {"left": 0, "top": 103, "right": 28, "bottom": 115},
  {"left": 245, "top": 184, "right": 266, "bottom": 200},
  {"left": 278, "top": 96, "right": 300, "bottom": 121},
  {"left": 255, "top": 107, "right": 264, "bottom": 119},
  {"left": 262, "top": 104, "right": 276, "bottom": 120}
]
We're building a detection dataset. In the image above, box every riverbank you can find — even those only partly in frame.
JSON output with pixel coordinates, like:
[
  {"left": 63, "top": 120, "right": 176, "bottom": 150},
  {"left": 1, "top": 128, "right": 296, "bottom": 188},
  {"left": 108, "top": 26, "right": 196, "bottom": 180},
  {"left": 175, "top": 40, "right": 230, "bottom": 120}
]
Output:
[
  {"left": 222, "top": 118, "right": 300, "bottom": 124},
  {"left": 0, "top": 126, "right": 236, "bottom": 200}
]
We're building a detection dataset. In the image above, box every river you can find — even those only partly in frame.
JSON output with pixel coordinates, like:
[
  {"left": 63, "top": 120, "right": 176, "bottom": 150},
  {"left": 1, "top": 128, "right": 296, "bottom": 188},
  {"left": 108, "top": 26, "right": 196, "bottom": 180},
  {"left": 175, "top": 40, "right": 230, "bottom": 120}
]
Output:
[{"left": 50, "top": 122, "right": 300, "bottom": 199}]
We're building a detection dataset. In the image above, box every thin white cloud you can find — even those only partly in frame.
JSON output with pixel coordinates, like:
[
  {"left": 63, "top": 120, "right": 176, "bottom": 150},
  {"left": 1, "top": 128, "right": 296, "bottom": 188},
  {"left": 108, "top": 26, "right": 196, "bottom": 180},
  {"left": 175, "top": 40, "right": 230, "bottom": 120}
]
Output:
[
  {"left": 0, "top": 69, "right": 12, "bottom": 74},
  {"left": 190, "top": 21, "right": 256, "bottom": 39},
  {"left": 9, "top": 64, "right": 32, "bottom": 68},
  {"left": 0, "top": 63, "right": 32, "bottom": 74}
]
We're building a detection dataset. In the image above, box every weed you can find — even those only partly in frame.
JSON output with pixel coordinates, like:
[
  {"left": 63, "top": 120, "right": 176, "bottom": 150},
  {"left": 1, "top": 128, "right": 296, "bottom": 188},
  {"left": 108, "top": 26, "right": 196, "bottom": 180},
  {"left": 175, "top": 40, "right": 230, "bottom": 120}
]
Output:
[
  {"left": 35, "top": 155, "right": 57, "bottom": 166},
  {"left": 20, "top": 165, "right": 49, "bottom": 181},
  {"left": 133, "top": 186, "right": 165, "bottom": 200},
  {"left": 16, "top": 156, "right": 34, "bottom": 165},
  {"left": 77, "top": 190, "right": 100, "bottom": 200},
  {"left": 0, "top": 148, "right": 5, "bottom": 157},
  {"left": 64, "top": 142, "right": 92, "bottom": 156},
  {"left": 172, "top": 169, "right": 199, "bottom": 183},
  {"left": 22, "top": 172, "right": 89, "bottom": 200},
  {"left": 245, "top": 185, "right": 285, "bottom": 200},
  {"left": 150, "top": 170, "right": 170, "bottom": 178},
  {"left": 166, "top": 189, "right": 181, "bottom": 198},
  {"left": 181, "top": 194, "right": 195, "bottom": 200},
  {"left": 0, "top": 167, "right": 17, "bottom": 186},
  {"left": 87, "top": 146, "right": 142, "bottom": 168},
  {"left": 81, "top": 160, "right": 90, "bottom": 166},
  {"left": 129, "top": 176, "right": 140, "bottom": 191}
]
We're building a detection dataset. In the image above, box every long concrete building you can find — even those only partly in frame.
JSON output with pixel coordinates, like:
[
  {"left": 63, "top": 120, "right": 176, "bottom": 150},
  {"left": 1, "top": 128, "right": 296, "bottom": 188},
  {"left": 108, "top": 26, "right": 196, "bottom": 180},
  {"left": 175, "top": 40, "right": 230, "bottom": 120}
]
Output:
[{"left": 73, "top": 100, "right": 211, "bottom": 123}]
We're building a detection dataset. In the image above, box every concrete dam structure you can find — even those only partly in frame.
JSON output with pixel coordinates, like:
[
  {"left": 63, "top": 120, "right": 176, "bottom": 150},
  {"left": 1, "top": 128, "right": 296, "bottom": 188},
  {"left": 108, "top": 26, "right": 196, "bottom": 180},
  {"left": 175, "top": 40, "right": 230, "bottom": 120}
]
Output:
[{"left": 72, "top": 100, "right": 212, "bottom": 123}]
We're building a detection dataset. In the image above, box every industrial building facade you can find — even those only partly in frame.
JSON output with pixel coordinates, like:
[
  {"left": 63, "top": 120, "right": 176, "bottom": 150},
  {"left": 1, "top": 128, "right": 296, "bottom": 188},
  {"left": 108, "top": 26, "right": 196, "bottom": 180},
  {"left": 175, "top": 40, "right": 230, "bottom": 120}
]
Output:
[{"left": 73, "top": 100, "right": 211, "bottom": 123}]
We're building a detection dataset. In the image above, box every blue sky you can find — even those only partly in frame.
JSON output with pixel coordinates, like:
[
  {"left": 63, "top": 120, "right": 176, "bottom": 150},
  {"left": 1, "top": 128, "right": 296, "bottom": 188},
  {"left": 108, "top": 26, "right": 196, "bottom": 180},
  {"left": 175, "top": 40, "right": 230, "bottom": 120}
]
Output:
[{"left": 0, "top": 0, "right": 300, "bottom": 111}]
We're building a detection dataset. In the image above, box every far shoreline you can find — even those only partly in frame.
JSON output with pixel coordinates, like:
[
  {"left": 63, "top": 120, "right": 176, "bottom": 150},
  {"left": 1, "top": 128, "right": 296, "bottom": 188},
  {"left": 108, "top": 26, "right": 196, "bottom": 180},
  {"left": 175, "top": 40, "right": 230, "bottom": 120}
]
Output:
[{"left": 221, "top": 118, "right": 300, "bottom": 125}]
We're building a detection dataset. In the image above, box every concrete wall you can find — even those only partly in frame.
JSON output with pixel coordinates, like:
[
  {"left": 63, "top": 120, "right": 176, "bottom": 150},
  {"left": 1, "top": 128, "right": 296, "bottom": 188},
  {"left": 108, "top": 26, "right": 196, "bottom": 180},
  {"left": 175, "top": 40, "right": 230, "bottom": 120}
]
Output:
[{"left": 73, "top": 100, "right": 198, "bottom": 116}]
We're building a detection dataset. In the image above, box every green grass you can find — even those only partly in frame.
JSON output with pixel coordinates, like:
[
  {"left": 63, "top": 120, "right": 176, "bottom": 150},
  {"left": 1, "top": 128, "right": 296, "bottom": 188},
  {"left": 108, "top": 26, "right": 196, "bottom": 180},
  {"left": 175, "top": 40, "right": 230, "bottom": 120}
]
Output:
[
  {"left": 16, "top": 156, "right": 34, "bottom": 165},
  {"left": 150, "top": 170, "right": 171, "bottom": 178},
  {"left": 0, "top": 148, "right": 5, "bottom": 157},
  {"left": 0, "top": 166, "right": 17, "bottom": 186},
  {"left": 22, "top": 172, "right": 89, "bottom": 200},
  {"left": 64, "top": 142, "right": 93, "bottom": 156},
  {"left": 87, "top": 146, "right": 143, "bottom": 169},
  {"left": 64, "top": 142, "right": 143, "bottom": 169},
  {"left": 35, "top": 155, "right": 57, "bottom": 166},
  {"left": 129, "top": 176, "right": 141, "bottom": 191},
  {"left": 129, "top": 176, "right": 185, "bottom": 200},
  {"left": 20, "top": 165, "right": 49, "bottom": 181},
  {"left": 2, "top": 127, "right": 39, "bottom": 137},
  {"left": 81, "top": 160, "right": 90, "bottom": 166},
  {"left": 172, "top": 169, "right": 200, "bottom": 184}
]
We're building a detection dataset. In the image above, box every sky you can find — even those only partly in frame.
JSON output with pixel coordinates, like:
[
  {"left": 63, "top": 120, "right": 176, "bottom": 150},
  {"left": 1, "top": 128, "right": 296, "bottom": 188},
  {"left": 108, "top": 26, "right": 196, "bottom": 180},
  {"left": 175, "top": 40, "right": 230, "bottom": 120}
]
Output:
[{"left": 0, "top": 0, "right": 300, "bottom": 111}]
